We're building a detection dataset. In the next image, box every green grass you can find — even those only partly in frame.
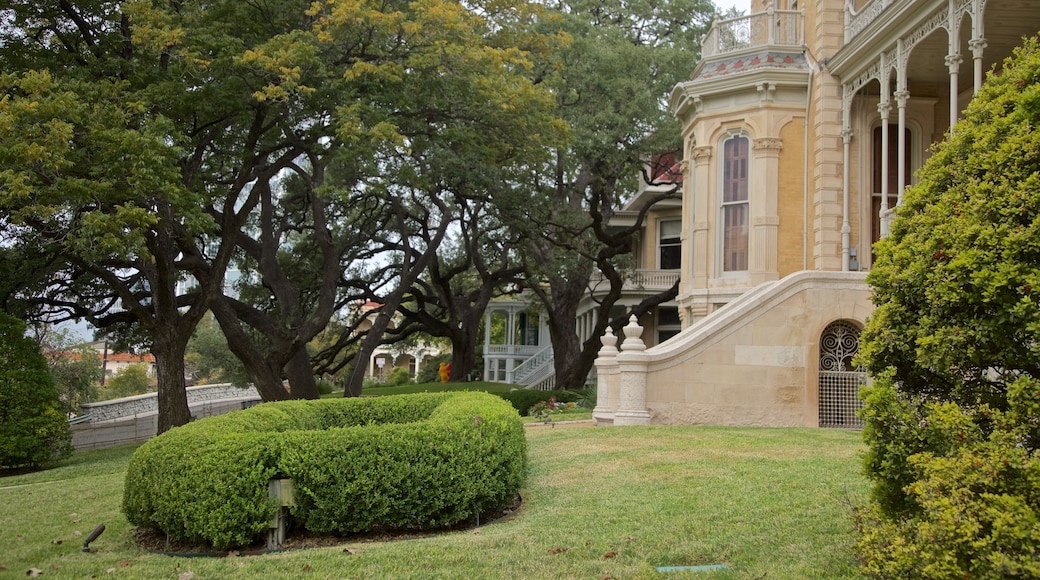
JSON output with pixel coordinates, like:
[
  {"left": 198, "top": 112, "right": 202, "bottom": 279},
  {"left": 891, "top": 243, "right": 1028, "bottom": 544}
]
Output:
[{"left": 0, "top": 426, "right": 868, "bottom": 579}]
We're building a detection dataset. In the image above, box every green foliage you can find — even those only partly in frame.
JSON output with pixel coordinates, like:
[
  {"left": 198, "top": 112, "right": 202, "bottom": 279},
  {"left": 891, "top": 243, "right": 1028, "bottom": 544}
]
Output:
[
  {"left": 185, "top": 314, "right": 249, "bottom": 387},
  {"left": 122, "top": 391, "right": 525, "bottom": 549},
  {"left": 0, "top": 313, "right": 72, "bottom": 469},
  {"left": 41, "top": 332, "right": 102, "bottom": 417},
  {"left": 385, "top": 366, "right": 414, "bottom": 387},
  {"left": 314, "top": 378, "right": 335, "bottom": 395},
  {"left": 416, "top": 352, "right": 453, "bottom": 384},
  {"left": 857, "top": 36, "right": 1040, "bottom": 577},
  {"left": 497, "top": 388, "right": 583, "bottom": 415},
  {"left": 101, "top": 364, "right": 151, "bottom": 400},
  {"left": 855, "top": 377, "right": 1040, "bottom": 578}
]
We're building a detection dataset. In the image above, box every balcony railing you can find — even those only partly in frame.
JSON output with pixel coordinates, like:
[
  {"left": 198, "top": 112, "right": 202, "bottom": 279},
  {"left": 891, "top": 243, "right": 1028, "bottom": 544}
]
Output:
[
  {"left": 845, "top": 0, "right": 891, "bottom": 42},
  {"left": 589, "top": 269, "right": 680, "bottom": 294},
  {"left": 702, "top": 9, "right": 804, "bottom": 59}
]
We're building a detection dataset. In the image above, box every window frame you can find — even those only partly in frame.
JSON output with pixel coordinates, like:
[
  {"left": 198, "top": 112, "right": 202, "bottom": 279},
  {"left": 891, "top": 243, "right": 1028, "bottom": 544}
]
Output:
[{"left": 719, "top": 132, "right": 750, "bottom": 275}]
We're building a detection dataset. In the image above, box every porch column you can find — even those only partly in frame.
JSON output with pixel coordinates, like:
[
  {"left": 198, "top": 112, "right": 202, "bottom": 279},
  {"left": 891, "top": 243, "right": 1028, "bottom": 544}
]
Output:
[
  {"left": 970, "top": 38, "right": 987, "bottom": 94},
  {"left": 878, "top": 99, "right": 891, "bottom": 237},
  {"left": 946, "top": 53, "right": 962, "bottom": 133},
  {"left": 841, "top": 122, "right": 852, "bottom": 272},
  {"left": 895, "top": 89, "right": 909, "bottom": 206}
]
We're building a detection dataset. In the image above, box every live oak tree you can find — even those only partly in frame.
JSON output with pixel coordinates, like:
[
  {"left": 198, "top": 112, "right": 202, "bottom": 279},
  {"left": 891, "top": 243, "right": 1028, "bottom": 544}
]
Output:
[
  {"left": 1, "top": 0, "right": 562, "bottom": 423},
  {"left": 504, "top": 0, "right": 715, "bottom": 389}
]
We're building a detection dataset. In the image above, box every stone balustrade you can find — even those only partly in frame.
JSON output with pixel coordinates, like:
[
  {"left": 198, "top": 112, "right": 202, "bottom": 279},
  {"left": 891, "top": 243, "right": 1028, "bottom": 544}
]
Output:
[{"left": 75, "top": 383, "right": 261, "bottom": 424}]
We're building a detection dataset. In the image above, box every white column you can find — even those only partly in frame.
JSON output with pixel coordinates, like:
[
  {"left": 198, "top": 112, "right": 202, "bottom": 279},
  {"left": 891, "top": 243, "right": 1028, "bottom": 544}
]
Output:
[
  {"left": 878, "top": 99, "right": 891, "bottom": 237},
  {"left": 841, "top": 125, "right": 852, "bottom": 272},
  {"left": 946, "top": 53, "right": 962, "bottom": 134},
  {"left": 592, "top": 326, "right": 619, "bottom": 426},
  {"left": 970, "top": 38, "right": 987, "bottom": 94},
  {"left": 614, "top": 315, "right": 651, "bottom": 426},
  {"left": 894, "top": 89, "right": 909, "bottom": 206}
]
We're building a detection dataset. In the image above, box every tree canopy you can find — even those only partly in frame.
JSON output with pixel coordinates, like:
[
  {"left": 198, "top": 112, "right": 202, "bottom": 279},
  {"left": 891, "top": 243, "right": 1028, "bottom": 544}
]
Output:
[{"left": 1, "top": 0, "right": 563, "bottom": 426}]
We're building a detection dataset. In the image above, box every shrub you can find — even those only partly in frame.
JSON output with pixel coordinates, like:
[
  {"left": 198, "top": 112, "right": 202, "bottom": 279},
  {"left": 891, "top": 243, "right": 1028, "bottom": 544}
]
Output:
[
  {"left": 314, "top": 378, "right": 335, "bottom": 395},
  {"left": 0, "top": 313, "right": 72, "bottom": 469},
  {"left": 856, "top": 36, "right": 1040, "bottom": 577},
  {"left": 123, "top": 391, "right": 525, "bottom": 549},
  {"left": 497, "top": 388, "right": 582, "bottom": 415}
]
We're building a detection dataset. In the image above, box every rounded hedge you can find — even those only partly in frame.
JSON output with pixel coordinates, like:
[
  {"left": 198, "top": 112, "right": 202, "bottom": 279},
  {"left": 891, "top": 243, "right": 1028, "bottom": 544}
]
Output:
[{"left": 122, "top": 391, "right": 527, "bottom": 549}]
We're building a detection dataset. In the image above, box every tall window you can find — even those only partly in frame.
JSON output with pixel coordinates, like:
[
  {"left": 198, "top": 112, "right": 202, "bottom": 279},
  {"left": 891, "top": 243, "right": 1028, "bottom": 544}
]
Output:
[
  {"left": 658, "top": 220, "right": 681, "bottom": 270},
  {"left": 871, "top": 125, "right": 912, "bottom": 250},
  {"left": 721, "top": 135, "right": 749, "bottom": 272}
]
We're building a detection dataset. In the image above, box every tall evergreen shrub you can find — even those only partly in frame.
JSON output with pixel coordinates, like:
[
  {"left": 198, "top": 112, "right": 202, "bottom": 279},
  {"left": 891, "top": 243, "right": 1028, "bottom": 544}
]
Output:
[
  {"left": 856, "top": 36, "right": 1040, "bottom": 578},
  {"left": 0, "top": 313, "right": 72, "bottom": 469}
]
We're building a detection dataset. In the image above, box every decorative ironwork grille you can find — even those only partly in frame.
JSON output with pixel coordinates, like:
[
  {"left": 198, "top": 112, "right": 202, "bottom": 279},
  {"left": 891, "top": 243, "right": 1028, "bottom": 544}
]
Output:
[{"left": 818, "top": 321, "right": 867, "bottom": 429}]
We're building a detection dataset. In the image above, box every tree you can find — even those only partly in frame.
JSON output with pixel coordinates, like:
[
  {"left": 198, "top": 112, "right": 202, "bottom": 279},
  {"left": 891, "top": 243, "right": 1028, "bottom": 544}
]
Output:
[
  {"left": 0, "top": 0, "right": 317, "bottom": 432},
  {"left": 0, "top": 313, "right": 71, "bottom": 470},
  {"left": 855, "top": 36, "right": 1040, "bottom": 577},
  {"left": 39, "top": 329, "right": 102, "bottom": 417},
  {"left": 185, "top": 314, "right": 249, "bottom": 387},
  {"left": 397, "top": 201, "right": 525, "bottom": 381},
  {"left": 325, "top": 0, "right": 566, "bottom": 396},
  {"left": 103, "top": 364, "right": 151, "bottom": 400},
  {"left": 501, "top": 0, "right": 715, "bottom": 389}
]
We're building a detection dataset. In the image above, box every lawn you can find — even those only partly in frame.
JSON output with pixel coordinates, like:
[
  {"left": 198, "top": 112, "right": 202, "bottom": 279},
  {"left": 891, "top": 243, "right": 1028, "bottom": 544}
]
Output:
[{"left": 0, "top": 425, "right": 868, "bottom": 579}]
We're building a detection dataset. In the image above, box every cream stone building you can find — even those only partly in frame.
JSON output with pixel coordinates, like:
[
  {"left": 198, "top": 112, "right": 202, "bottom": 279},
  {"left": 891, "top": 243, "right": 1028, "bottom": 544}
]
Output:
[{"left": 594, "top": 0, "right": 1040, "bottom": 428}]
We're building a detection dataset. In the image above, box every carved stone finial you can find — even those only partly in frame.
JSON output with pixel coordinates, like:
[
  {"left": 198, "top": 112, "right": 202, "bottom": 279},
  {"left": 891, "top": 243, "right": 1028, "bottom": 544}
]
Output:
[
  {"left": 599, "top": 326, "right": 619, "bottom": 357},
  {"left": 621, "top": 314, "right": 646, "bottom": 352}
]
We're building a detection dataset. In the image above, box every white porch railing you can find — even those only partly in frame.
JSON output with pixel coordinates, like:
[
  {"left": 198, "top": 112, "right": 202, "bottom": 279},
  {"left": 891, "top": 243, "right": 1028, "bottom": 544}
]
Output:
[
  {"left": 702, "top": 9, "right": 804, "bottom": 58},
  {"left": 845, "top": 0, "right": 890, "bottom": 42},
  {"left": 589, "top": 269, "right": 681, "bottom": 294},
  {"left": 484, "top": 344, "right": 542, "bottom": 356},
  {"left": 512, "top": 345, "right": 554, "bottom": 385}
]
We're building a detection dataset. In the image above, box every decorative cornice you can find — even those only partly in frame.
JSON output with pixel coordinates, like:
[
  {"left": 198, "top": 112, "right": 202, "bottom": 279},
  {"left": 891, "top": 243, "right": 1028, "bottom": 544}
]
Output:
[{"left": 752, "top": 137, "right": 783, "bottom": 152}]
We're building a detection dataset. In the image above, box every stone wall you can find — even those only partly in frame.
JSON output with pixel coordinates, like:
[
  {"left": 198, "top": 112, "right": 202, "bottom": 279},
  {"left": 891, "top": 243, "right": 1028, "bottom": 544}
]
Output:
[
  {"left": 71, "top": 384, "right": 262, "bottom": 450},
  {"left": 596, "top": 270, "right": 873, "bottom": 427}
]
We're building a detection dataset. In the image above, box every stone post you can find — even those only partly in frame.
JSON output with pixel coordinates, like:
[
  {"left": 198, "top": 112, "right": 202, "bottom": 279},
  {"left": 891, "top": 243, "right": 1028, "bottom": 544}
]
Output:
[
  {"left": 592, "top": 326, "right": 619, "bottom": 426},
  {"left": 614, "top": 315, "right": 652, "bottom": 426}
]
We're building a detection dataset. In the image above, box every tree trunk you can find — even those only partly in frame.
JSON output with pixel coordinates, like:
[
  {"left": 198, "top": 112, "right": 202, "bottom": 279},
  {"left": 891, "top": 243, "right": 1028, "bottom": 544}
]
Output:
[
  {"left": 153, "top": 337, "right": 192, "bottom": 435},
  {"left": 284, "top": 347, "right": 320, "bottom": 399}
]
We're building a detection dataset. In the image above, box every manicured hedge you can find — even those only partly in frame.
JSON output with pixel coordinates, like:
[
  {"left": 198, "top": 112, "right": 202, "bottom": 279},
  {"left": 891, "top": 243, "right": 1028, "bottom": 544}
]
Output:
[
  {"left": 497, "top": 389, "right": 583, "bottom": 416},
  {"left": 123, "top": 391, "right": 526, "bottom": 549}
]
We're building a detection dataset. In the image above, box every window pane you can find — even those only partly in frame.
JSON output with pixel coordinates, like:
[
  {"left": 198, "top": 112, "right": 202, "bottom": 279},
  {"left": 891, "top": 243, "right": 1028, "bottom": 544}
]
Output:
[
  {"left": 660, "top": 245, "right": 681, "bottom": 270},
  {"left": 659, "top": 220, "right": 681, "bottom": 270},
  {"left": 723, "top": 204, "right": 748, "bottom": 271}
]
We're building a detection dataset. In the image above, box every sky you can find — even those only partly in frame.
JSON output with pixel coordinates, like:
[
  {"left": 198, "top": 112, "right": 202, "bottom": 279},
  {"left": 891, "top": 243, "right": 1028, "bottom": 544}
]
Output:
[{"left": 714, "top": 0, "right": 751, "bottom": 15}]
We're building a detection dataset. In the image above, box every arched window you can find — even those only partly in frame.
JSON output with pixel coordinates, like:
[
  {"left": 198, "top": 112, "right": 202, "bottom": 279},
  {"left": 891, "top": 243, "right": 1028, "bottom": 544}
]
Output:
[
  {"left": 818, "top": 321, "right": 867, "bottom": 428},
  {"left": 721, "top": 134, "right": 749, "bottom": 272}
]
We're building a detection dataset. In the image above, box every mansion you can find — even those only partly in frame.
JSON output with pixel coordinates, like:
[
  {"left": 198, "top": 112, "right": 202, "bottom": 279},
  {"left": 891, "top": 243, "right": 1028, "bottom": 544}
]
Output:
[{"left": 493, "top": 0, "right": 1039, "bottom": 428}]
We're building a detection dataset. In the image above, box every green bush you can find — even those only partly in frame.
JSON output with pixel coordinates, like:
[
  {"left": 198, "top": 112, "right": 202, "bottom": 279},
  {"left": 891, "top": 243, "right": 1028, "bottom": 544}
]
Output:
[
  {"left": 497, "top": 388, "right": 583, "bottom": 415},
  {"left": 416, "top": 352, "right": 453, "bottom": 384},
  {"left": 0, "top": 313, "right": 72, "bottom": 470},
  {"left": 123, "top": 391, "right": 525, "bottom": 549},
  {"left": 856, "top": 36, "right": 1040, "bottom": 577},
  {"left": 314, "top": 378, "right": 335, "bottom": 395},
  {"left": 855, "top": 377, "right": 1040, "bottom": 578}
]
